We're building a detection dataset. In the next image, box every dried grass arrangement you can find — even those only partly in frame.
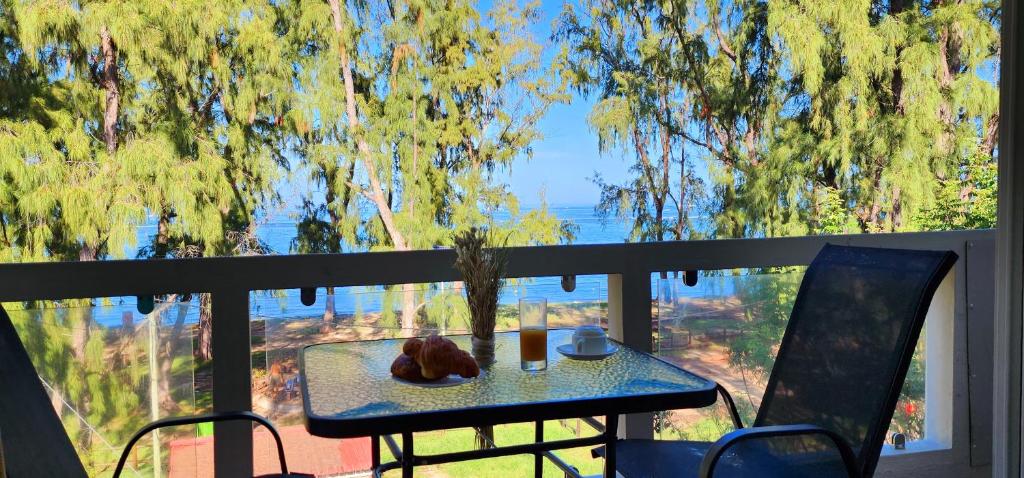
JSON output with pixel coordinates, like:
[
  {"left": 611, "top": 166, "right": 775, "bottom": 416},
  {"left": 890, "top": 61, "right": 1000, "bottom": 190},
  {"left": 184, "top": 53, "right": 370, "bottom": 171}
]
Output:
[{"left": 453, "top": 227, "right": 507, "bottom": 364}]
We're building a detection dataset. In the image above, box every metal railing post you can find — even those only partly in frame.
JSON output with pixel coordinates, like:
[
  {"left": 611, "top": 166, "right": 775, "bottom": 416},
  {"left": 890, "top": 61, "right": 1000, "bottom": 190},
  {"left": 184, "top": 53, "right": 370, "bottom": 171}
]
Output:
[
  {"left": 607, "top": 272, "right": 655, "bottom": 440},
  {"left": 211, "top": 289, "right": 253, "bottom": 478}
]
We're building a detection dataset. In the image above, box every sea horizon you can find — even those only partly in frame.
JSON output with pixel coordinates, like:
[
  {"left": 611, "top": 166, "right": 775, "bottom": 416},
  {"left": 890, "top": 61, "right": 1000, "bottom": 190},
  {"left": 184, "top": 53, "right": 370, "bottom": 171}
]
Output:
[{"left": 68, "top": 204, "right": 713, "bottom": 328}]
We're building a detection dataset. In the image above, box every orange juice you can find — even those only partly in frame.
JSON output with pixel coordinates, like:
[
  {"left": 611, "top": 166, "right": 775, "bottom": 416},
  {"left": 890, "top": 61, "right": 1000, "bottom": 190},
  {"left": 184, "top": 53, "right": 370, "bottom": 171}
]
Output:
[{"left": 520, "top": 327, "right": 548, "bottom": 362}]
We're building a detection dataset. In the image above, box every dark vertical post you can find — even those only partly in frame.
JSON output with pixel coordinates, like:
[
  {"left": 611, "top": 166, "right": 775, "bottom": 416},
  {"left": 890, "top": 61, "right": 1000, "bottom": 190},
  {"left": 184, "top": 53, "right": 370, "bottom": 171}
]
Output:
[
  {"left": 966, "top": 239, "right": 995, "bottom": 466},
  {"left": 402, "top": 432, "right": 414, "bottom": 478},
  {"left": 372, "top": 434, "right": 381, "bottom": 471},
  {"left": 370, "top": 436, "right": 382, "bottom": 472},
  {"left": 995, "top": 0, "right": 1024, "bottom": 473},
  {"left": 603, "top": 414, "right": 618, "bottom": 478},
  {"left": 211, "top": 289, "right": 253, "bottom": 478},
  {"left": 535, "top": 420, "right": 544, "bottom": 478}
]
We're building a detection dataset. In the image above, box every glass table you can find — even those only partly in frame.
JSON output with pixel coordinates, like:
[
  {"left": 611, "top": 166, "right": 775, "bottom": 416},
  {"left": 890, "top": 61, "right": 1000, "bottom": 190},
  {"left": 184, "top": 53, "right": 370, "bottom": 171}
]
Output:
[{"left": 300, "top": 329, "right": 717, "bottom": 478}]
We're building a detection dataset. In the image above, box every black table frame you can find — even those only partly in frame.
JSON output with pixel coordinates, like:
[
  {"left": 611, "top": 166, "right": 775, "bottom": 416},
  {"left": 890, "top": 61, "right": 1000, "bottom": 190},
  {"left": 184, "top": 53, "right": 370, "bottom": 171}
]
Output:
[
  {"left": 299, "top": 334, "right": 718, "bottom": 478},
  {"left": 369, "top": 416, "right": 616, "bottom": 478}
]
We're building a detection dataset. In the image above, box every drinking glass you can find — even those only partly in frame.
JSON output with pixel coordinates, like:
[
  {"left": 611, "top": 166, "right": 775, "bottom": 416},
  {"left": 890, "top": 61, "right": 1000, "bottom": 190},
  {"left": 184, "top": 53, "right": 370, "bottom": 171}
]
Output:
[{"left": 519, "top": 298, "right": 548, "bottom": 371}]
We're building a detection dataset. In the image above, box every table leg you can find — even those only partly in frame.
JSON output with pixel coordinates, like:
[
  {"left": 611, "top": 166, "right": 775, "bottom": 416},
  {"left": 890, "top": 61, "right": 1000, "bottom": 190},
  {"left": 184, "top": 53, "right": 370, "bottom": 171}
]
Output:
[
  {"left": 402, "top": 432, "right": 414, "bottom": 478},
  {"left": 372, "top": 434, "right": 380, "bottom": 470},
  {"left": 603, "top": 415, "right": 618, "bottom": 478},
  {"left": 535, "top": 420, "right": 544, "bottom": 478}
]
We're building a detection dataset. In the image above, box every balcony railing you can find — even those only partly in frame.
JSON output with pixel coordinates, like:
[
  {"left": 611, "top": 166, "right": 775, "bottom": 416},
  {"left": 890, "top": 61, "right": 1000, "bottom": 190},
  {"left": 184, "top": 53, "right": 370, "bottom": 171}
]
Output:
[{"left": 0, "top": 229, "right": 994, "bottom": 477}]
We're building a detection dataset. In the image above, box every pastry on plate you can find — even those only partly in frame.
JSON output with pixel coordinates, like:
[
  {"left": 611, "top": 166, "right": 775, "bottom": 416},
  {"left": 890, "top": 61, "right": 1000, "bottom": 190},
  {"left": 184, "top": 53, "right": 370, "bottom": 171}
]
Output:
[
  {"left": 390, "top": 353, "right": 426, "bottom": 382},
  {"left": 390, "top": 335, "right": 480, "bottom": 381}
]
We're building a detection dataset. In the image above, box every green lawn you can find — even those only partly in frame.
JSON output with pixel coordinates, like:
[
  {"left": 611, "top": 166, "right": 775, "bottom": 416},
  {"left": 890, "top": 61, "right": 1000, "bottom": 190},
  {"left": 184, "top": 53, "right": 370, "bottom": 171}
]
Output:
[{"left": 379, "top": 421, "right": 606, "bottom": 477}]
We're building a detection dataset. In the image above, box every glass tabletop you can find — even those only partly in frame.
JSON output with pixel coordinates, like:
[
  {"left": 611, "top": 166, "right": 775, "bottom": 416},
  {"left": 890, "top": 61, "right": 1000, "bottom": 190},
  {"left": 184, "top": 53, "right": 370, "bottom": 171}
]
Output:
[{"left": 300, "top": 329, "right": 716, "bottom": 437}]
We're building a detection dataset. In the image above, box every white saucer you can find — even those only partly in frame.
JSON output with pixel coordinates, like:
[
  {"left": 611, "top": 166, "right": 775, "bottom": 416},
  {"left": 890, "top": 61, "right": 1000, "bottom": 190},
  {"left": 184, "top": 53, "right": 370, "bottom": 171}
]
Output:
[{"left": 556, "top": 343, "right": 619, "bottom": 360}]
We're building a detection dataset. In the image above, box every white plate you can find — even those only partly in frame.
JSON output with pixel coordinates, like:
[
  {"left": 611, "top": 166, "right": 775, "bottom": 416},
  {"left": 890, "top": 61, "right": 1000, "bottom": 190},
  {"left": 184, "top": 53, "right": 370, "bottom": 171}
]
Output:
[
  {"left": 392, "top": 369, "right": 484, "bottom": 388},
  {"left": 556, "top": 343, "right": 619, "bottom": 360}
]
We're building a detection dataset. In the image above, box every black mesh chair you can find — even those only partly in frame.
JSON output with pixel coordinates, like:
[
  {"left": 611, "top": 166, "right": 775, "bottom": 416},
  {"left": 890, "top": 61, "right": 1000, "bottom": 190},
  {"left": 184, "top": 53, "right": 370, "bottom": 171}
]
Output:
[
  {"left": 0, "top": 303, "right": 311, "bottom": 477},
  {"left": 599, "top": 244, "right": 958, "bottom": 478}
]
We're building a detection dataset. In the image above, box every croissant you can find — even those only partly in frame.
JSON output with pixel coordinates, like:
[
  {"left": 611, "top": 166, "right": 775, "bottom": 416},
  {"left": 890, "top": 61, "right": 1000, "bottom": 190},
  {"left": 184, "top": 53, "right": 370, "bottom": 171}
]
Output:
[
  {"left": 417, "top": 334, "right": 461, "bottom": 380},
  {"left": 403, "top": 337, "right": 424, "bottom": 357},
  {"left": 391, "top": 335, "right": 480, "bottom": 381},
  {"left": 451, "top": 349, "right": 480, "bottom": 378},
  {"left": 390, "top": 353, "right": 426, "bottom": 382}
]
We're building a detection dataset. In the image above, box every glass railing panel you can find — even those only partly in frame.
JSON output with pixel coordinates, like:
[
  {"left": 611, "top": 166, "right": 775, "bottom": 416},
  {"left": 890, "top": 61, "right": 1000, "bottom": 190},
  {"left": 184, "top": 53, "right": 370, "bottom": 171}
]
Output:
[{"left": 6, "top": 297, "right": 199, "bottom": 477}]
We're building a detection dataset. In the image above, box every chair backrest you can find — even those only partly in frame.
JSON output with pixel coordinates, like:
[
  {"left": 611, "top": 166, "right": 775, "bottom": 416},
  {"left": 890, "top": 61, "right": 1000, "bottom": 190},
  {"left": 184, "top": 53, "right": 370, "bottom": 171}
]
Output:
[
  {"left": 754, "top": 244, "right": 957, "bottom": 477},
  {"left": 0, "top": 305, "right": 87, "bottom": 477}
]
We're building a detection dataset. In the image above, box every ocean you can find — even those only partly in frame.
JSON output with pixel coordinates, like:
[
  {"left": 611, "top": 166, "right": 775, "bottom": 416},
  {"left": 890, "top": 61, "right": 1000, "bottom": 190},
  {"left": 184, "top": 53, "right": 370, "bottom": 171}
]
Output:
[{"left": 92, "top": 205, "right": 649, "bottom": 326}]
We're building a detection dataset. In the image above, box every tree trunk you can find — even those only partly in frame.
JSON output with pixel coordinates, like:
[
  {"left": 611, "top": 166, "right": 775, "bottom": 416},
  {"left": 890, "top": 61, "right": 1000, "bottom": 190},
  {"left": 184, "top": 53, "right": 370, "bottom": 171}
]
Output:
[
  {"left": 196, "top": 293, "right": 213, "bottom": 361},
  {"left": 656, "top": 86, "right": 671, "bottom": 279},
  {"left": 891, "top": 187, "right": 903, "bottom": 231},
  {"left": 327, "top": 0, "right": 407, "bottom": 248},
  {"left": 99, "top": 25, "right": 120, "bottom": 155},
  {"left": 858, "top": 166, "right": 884, "bottom": 232},
  {"left": 72, "top": 247, "right": 99, "bottom": 360},
  {"left": 475, "top": 426, "right": 495, "bottom": 450},
  {"left": 328, "top": 0, "right": 418, "bottom": 326},
  {"left": 155, "top": 210, "right": 171, "bottom": 259},
  {"left": 323, "top": 288, "right": 335, "bottom": 325},
  {"left": 657, "top": 88, "right": 671, "bottom": 245},
  {"left": 70, "top": 308, "right": 91, "bottom": 362},
  {"left": 674, "top": 98, "right": 690, "bottom": 241},
  {"left": 409, "top": 94, "right": 419, "bottom": 217},
  {"left": 157, "top": 296, "right": 188, "bottom": 411},
  {"left": 401, "top": 284, "right": 417, "bottom": 331},
  {"left": 70, "top": 25, "right": 119, "bottom": 363},
  {"left": 981, "top": 113, "right": 999, "bottom": 156},
  {"left": 889, "top": 0, "right": 908, "bottom": 115},
  {"left": 937, "top": 20, "right": 963, "bottom": 156}
]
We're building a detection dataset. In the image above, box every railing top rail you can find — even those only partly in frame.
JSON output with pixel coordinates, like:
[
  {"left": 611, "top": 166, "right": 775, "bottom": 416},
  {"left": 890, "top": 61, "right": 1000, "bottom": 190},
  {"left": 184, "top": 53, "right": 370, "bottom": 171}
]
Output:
[{"left": 0, "top": 229, "right": 991, "bottom": 302}]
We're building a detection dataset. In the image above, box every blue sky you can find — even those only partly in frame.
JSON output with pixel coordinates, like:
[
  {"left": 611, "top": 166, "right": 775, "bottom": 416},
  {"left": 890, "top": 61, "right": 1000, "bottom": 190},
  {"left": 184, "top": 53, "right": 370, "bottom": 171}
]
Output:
[
  {"left": 498, "top": 1, "right": 631, "bottom": 207},
  {"left": 505, "top": 97, "right": 631, "bottom": 207}
]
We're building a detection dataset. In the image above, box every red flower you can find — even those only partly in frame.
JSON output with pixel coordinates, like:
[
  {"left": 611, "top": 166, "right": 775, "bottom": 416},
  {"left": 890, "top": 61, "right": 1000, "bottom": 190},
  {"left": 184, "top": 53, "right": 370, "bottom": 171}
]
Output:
[{"left": 904, "top": 402, "right": 917, "bottom": 415}]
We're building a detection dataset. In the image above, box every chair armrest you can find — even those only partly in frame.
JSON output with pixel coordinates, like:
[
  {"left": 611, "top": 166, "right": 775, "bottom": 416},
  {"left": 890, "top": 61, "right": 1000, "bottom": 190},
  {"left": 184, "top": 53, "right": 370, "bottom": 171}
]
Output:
[
  {"left": 716, "top": 384, "right": 743, "bottom": 429},
  {"left": 112, "top": 411, "right": 289, "bottom": 478},
  {"left": 698, "top": 424, "right": 860, "bottom": 478}
]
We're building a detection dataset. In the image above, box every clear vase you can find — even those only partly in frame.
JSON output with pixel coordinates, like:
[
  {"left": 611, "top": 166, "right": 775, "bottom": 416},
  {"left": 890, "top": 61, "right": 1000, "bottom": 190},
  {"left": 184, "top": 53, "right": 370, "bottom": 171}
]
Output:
[{"left": 471, "top": 335, "right": 496, "bottom": 367}]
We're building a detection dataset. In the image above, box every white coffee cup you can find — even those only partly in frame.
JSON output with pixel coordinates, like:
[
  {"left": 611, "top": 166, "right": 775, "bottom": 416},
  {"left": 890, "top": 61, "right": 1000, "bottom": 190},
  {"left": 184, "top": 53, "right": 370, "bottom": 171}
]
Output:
[{"left": 573, "top": 325, "right": 608, "bottom": 354}]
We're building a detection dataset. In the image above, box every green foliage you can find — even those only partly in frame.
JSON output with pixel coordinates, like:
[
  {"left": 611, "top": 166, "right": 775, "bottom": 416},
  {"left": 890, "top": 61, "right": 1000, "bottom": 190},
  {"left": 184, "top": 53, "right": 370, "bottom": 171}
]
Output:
[
  {"left": 726, "top": 271, "right": 803, "bottom": 379},
  {"left": 284, "top": 0, "right": 574, "bottom": 325},
  {"left": 1, "top": 0, "right": 295, "bottom": 264},
  {"left": 913, "top": 154, "right": 998, "bottom": 230},
  {"left": 422, "top": 288, "right": 472, "bottom": 331},
  {"left": 288, "top": 0, "right": 571, "bottom": 252},
  {"left": 816, "top": 187, "right": 859, "bottom": 235},
  {"left": 556, "top": 1, "right": 707, "bottom": 242},
  {"left": 7, "top": 305, "right": 198, "bottom": 475},
  {"left": 557, "top": 0, "right": 1000, "bottom": 238},
  {"left": 657, "top": 408, "right": 743, "bottom": 442}
]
